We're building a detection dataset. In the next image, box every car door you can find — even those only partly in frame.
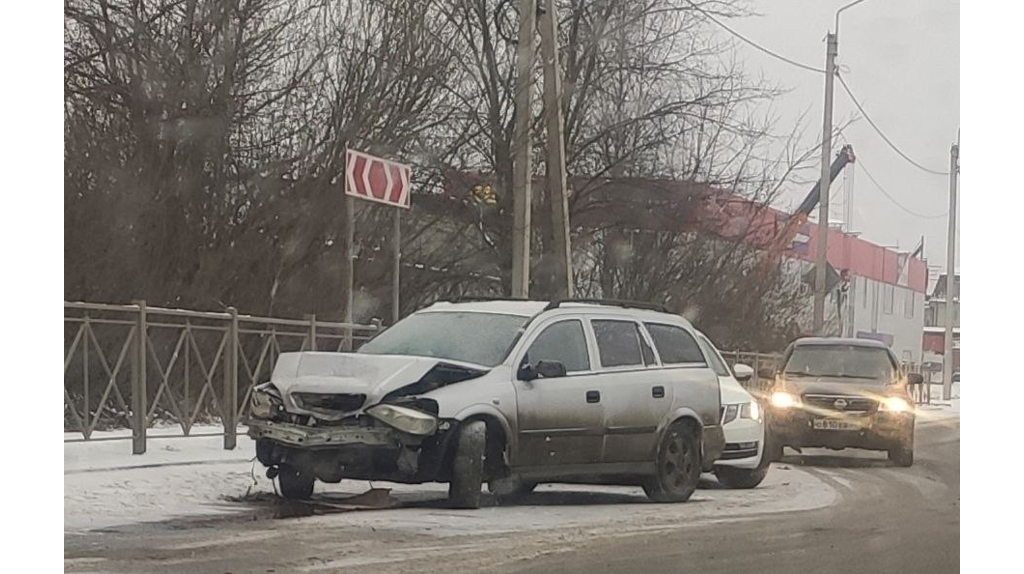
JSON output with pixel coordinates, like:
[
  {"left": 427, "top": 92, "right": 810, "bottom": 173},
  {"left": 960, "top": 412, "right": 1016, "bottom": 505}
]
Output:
[
  {"left": 590, "top": 317, "right": 670, "bottom": 463},
  {"left": 512, "top": 316, "right": 605, "bottom": 469}
]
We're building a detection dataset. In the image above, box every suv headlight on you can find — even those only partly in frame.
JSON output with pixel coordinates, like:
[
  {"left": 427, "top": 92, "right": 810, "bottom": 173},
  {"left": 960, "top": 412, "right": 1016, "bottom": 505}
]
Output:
[
  {"left": 250, "top": 385, "right": 283, "bottom": 419},
  {"left": 366, "top": 404, "right": 438, "bottom": 436},
  {"left": 879, "top": 396, "right": 913, "bottom": 413},
  {"left": 770, "top": 391, "right": 800, "bottom": 409}
]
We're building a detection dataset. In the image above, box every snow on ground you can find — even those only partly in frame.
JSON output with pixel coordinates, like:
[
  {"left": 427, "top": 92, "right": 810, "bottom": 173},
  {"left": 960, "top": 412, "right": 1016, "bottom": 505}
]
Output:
[
  {"left": 915, "top": 382, "right": 960, "bottom": 423},
  {"left": 65, "top": 428, "right": 836, "bottom": 535}
]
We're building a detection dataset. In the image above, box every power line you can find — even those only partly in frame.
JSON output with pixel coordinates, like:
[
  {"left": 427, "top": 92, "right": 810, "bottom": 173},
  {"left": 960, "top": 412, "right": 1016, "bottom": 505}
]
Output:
[
  {"left": 684, "top": 0, "right": 826, "bottom": 74},
  {"left": 856, "top": 157, "right": 948, "bottom": 220},
  {"left": 836, "top": 73, "right": 951, "bottom": 176}
]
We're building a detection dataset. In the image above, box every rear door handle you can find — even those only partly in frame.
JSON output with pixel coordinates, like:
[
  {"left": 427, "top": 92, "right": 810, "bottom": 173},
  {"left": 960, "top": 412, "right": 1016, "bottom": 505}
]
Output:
[
  {"left": 586, "top": 390, "right": 601, "bottom": 403},
  {"left": 652, "top": 386, "right": 665, "bottom": 399}
]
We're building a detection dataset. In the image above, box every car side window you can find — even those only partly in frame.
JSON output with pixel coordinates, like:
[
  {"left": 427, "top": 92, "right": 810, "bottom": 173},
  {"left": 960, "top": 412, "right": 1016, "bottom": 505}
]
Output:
[
  {"left": 592, "top": 319, "right": 644, "bottom": 368},
  {"left": 644, "top": 323, "right": 707, "bottom": 366},
  {"left": 522, "top": 319, "right": 591, "bottom": 373},
  {"left": 639, "top": 329, "right": 657, "bottom": 366},
  {"left": 696, "top": 335, "right": 731, "bottom": 377}
]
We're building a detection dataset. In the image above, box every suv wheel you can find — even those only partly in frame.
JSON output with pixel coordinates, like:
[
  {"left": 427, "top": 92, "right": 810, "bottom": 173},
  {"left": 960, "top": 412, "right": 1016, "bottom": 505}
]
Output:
[
  {"left": 888, "top": 439, "right": 914, "bottom": 467},
  {"left": 643, "top": 420, "right": 701, "bottom": 503},
  {"left": 449, "top": 420, "right": 487, "bottom": 509},
  {"left": 277, "top": 465, "right": 315, "bottom": 500}
]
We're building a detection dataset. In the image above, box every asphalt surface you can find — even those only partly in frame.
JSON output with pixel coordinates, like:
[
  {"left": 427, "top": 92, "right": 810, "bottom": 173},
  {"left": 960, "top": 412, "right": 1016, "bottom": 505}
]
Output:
[
  {"left": 64, "top": 417, "right": 959, "bottom": 573},
  {"left": 508, "top": 417, "right": 960, "bottom": 574}
]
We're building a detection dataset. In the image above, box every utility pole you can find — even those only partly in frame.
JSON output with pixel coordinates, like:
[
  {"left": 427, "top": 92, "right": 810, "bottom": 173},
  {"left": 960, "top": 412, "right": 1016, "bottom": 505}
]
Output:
[
  {"left": 510, "top": 0, "right": 536, "bottom": 298},
  {"left": 942, "top": 133, "right": 959, "bottom": 400},
  {"left": 813, "top": 31, "right": 838, "bottom": 334},
  {"left": 538, "top": 0, "right": 573, "bottom": 298}
]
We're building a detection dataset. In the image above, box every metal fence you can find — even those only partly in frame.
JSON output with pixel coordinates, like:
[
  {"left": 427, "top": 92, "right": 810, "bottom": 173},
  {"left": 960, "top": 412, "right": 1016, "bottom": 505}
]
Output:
[
  {"left": 64, "top": 301, "right": 380, "bottom": 454},
  {"left": 721, "top": 351, "right": 782, "bottom": 398}
]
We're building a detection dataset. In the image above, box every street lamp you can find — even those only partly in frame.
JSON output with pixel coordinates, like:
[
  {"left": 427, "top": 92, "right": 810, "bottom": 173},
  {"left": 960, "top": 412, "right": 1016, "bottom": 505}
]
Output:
[{"left": 813, "top": 0, "right": 870, "bottom": 334}]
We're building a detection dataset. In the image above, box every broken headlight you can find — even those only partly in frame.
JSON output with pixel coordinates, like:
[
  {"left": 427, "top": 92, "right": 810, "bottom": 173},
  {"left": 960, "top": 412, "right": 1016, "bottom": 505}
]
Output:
[
  {"left": 249, "top": 385, "right": 282, "bottom": 420},
  {"left": 366, "top": 404, "right": 438, "bottom": 436}
]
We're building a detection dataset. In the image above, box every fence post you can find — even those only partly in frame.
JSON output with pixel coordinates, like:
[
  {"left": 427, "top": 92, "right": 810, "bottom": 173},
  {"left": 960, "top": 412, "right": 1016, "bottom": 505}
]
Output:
[
  {"left": 306, "top": 313, "right": 317, "bottom": 351},
  {"left": 224, "top": 307, "right": 239, "bottom": 450},
  {"left": 131, "top": 300, "right": 148, "bottom": 455}
]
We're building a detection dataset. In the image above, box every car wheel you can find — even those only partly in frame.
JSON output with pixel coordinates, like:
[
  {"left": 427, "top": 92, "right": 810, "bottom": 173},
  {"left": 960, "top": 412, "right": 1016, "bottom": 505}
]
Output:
[
  {"left": 888, "top": 441, "right": 914, "bottom": 467},
  {"left": 714, "top": 444, "right": 771, "bottom": 489},
  {"left": 449, "top": 420, "right": 487, "bottom": 509},
  {"left": 277, "top": 465, "right": 314, "bottom": 500},
  {"left": 643, "top": 420, "right": 701, "bottom": 503}
]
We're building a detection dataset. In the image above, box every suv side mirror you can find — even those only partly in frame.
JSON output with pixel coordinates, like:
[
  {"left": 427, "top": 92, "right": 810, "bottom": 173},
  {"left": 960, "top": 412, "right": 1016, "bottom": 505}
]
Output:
[
  {"left": 519, "top": 360, "right": 567, "bottom": 381},
  {"left": 908, "top": 373, "right": 924, "bottom": 385},
  {"left": 733, "top": 363, "right": 754, "bottom": 382}
]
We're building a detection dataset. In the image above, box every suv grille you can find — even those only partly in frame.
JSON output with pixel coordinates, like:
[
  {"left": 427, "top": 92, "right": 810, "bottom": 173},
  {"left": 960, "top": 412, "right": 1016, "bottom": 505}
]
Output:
[
  {"left": 293, "top": 392, "right": 366, "bottom": 414},
  {"left": 802, "top": 394, "right": 876, "bottom": 413}
]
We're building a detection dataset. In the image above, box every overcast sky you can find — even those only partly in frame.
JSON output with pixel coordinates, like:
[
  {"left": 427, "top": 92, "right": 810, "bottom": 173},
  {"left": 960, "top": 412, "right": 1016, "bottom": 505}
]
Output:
[{"left": 726, "top": 0, "right": 959, "bottom": 272}]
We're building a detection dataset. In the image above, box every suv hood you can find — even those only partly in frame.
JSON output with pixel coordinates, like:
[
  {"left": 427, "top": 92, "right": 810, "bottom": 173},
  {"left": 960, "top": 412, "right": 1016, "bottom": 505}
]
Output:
[
  {"left": 778, "top": 376, "right": 889, "bottom": 397},
  {"left": 269, "top": 352, "right": 487, "bottom": 419}
]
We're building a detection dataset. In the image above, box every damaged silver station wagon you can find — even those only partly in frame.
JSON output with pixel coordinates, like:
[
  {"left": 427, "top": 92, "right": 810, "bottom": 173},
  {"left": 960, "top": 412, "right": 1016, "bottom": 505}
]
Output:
[{"left": 246, "top": 299, "right": 725, "bottom": 508}]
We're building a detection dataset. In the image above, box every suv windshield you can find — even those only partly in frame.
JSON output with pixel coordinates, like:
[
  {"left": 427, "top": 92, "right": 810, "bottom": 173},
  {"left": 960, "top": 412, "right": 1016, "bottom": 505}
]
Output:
[
  {"left": 358, "top": 311, "right": 528, "bottom": 367},
  {"left": 783, "top": 344, "right": 896, "bottom": 382}
]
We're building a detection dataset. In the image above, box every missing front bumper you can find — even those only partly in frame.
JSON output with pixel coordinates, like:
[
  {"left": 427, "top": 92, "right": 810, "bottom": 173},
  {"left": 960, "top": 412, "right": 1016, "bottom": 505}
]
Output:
[{"left": 246, "top": 419, "right": 403, "bottom": 449}]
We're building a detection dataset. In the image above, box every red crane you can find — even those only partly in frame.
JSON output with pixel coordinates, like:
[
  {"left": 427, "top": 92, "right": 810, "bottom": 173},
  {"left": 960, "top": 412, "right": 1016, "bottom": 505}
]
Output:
[{"left": 757, "top": 144, "right": 856, "bottom": 276}]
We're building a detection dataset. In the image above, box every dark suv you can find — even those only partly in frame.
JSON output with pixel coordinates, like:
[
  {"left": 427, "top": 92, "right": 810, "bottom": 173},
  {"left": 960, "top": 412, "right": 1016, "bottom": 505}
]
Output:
[{"left": 765, "top": 338, "right": 921, "bottom": 466}]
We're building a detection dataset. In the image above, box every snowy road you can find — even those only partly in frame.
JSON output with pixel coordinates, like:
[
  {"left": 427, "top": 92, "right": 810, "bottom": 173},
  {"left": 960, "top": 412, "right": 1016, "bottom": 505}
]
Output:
[{"left": 64, "top": 404, "right": 959, "bottom": 573}]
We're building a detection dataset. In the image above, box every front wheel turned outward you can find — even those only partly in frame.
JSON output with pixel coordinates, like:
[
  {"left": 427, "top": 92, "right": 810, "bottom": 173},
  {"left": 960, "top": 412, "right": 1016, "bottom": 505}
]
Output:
[
  {"left": 643, "top": 420, "right": 702, "bottom": 503},
  {"left": 449, "top": 420, "right": 487, "bottom": 509}
]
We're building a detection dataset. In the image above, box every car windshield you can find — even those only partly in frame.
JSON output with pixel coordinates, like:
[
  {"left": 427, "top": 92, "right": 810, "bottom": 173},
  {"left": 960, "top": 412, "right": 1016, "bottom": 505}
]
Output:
[
  {"left": 783, "top": 344, "right": 896, "bottom": 382},
  {"left": 358, "top": 311, "right": 529, "bottom": 367}
]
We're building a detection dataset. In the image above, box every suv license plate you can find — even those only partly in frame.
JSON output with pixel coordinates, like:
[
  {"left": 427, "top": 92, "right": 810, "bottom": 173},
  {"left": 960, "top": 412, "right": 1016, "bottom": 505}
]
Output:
[{"left": 813, "top": 419, "right": 859, "bottom": 431}]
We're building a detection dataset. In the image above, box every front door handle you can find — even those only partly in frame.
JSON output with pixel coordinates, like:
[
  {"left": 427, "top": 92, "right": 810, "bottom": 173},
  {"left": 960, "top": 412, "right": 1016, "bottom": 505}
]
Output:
[
  {"left": 586, "top": 390, "right": 601, "bottom": 403},
  {"left": 652, "top": 386, "right": 665, "bottom": 399}
]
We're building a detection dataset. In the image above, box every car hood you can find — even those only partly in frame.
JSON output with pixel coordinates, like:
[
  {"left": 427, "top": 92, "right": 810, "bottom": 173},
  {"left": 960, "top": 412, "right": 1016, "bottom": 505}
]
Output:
[
  {"left": 777, "top": 376, "right": 889, "bottom": 397},
  {"left": 269, "top": 352, "right": 487, "bottom": 418}
]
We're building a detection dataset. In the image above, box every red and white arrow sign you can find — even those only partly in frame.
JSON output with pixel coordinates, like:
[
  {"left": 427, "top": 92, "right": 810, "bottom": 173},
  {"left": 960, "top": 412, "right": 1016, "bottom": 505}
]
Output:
[{"left": 345, "top": 149, "right": 412, "bottom": 209}]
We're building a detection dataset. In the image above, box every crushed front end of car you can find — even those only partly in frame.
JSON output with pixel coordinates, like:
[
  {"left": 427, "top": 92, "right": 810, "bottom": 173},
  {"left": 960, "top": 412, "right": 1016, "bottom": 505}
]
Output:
[{"left": 245, "top": 352, "right": 486, "bottom": 488}]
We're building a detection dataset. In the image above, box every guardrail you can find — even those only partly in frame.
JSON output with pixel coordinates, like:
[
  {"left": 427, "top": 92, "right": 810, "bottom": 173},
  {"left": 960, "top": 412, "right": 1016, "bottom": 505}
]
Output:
[{"left": 64, "top": 301, "right": 381, "bottom": 454}]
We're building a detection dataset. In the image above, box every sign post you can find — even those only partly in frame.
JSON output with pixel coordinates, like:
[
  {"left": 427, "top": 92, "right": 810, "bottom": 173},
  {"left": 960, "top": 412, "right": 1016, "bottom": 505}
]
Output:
[{"left": 344, "top": 149, "right": 411, "bottom": 327}]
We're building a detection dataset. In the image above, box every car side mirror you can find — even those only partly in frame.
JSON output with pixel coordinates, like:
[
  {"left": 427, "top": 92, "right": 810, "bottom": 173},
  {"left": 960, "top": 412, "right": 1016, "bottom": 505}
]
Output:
[
  {"left": 908, "top": 373, "right": 924, "bottom": 385},
  {"left": 733, "top": 363, "right": 754, "bottom": 382},
  {"left": 519, "top": 360, "right": 567, "bottom": 381},
  {"left": 757, "top": 368, "right": 777, "bottom": 380}
]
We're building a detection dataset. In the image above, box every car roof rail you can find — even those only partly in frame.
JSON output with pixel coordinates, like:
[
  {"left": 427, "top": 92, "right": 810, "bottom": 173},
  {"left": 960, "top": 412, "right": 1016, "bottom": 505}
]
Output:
[
  {"left": 444, "top": 295, "right": 536, "bottom": 304},
  {"left": 543, "top": 298, "right": 671, "bottom": 314}
]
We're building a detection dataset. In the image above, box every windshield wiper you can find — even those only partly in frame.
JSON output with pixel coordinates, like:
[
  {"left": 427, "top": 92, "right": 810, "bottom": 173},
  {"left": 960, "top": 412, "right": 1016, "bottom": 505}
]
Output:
[
  {"left": 782, "top": 372, "right": 817, "bottom": 377},
  {"left": 812, "top": 373, "right": 879, "bottom": 379}
]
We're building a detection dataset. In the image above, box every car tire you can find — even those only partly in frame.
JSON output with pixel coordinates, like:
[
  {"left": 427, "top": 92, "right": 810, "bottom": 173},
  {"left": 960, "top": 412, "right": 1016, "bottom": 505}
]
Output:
[
  {"left": 888, "top": 439, "right": 914, "bottom": 467},
  {"left": 714, "top": 444, "right": 771, "bottom": 489},
  {"left": 643, "top": 420, "right": 701, "bottom": 503},
  {"left": 277, "top": 465, "right": 315, "bottom": 500},
  {"left": 449, "top": 420, "right": 487, "bottom": 509}
]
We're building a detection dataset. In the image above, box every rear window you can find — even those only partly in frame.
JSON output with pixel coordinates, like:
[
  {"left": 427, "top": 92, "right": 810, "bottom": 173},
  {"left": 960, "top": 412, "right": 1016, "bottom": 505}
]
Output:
[
  {"left": 645, "top": 323, "right": 707, "bottom": 365},
  {"left": 783, "top": 344, "right": 897, "bottom": 382}
]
